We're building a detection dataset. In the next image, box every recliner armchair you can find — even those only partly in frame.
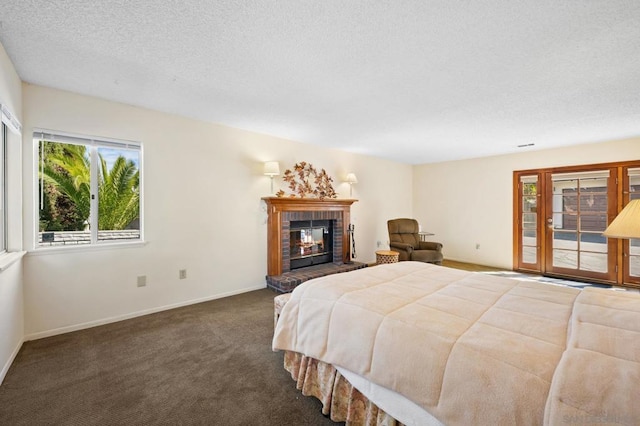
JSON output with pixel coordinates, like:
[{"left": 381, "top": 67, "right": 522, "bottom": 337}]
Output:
[{"left": 387, "top": 218, "right": 443, "bottom": 265}]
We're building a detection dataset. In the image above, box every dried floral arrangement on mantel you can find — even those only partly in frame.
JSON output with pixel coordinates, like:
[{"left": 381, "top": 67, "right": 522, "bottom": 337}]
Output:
[{"left": 275, "top": 161, "right": 337, "bottom": 199}]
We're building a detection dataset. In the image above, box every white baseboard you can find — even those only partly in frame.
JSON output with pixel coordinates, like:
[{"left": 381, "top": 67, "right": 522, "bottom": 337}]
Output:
[
  {"left": 24, "top": 284, "right": 266, "bottom": 341},
  {"left": 0, "top": 338, "right": 24, "bottom": 386}
]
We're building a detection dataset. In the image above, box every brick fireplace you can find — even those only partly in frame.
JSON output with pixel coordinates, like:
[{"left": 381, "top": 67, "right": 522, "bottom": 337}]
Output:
[{"left": 262, "top": 197, "right": 366, "bottom": 292}]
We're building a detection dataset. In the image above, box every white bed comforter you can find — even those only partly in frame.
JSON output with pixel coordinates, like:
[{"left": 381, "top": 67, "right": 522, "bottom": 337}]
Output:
[{"left": 273, "top": 262, "right": 640, "bottom": 425}]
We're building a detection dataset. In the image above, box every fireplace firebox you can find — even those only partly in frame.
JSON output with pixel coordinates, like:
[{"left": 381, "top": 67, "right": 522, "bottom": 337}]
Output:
[{"left": 289, "top": 220, "right": 333, "bottom": 269}]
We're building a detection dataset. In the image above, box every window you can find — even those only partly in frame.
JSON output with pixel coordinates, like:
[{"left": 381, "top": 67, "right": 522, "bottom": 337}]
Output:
[
  {"left": 0, "top": 101, "right": 22, "bottom": 257},
  {"left": 35, "top": 131, "right": 142, "bottom": 248},
  {"left": 0, "top": 123, "right": 6, "bottom": 253}
]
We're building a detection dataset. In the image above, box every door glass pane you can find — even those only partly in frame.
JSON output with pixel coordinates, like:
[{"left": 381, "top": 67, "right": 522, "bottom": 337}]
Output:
[
  {"left": 579, "top": 193, "right": 606, "bottom": 211},
  {"left": 553, "top": 249, "right": 577, "bottom": 268},
  {"left": 630, "top": 253, "right": 640, "bottom": 277},
  {"left": 522, "top": 182, "right": 537, "bottom": 195},
  {"left": 579, "top": 214, "right": 607, "bottom": 232},
  {"left": 522, "top": 229, "right": 536, "bottom": 242},
  {"left": 551, "top": 171, "right": 609, "bottom": 275},
  {"left": 522, "top": 216, "right": 536, "bottom": 251},
  {"left": 554, "top": 214, "right": 577, "bottom": 231},
  {"left": 580, "top": 233, "right": 607, "bottom": 253},
  {"left": 579, "top": 177, "right": 608, "bottom": 190},
  {"left": 579, "top": 252, "right": 608, "bottom": 273},
  {"left": 520, "top": 175, "right": 537, "bottom": 265},
  {"left": 554, "top": 231, "right": 578, "bottom": 250},
  {"left": 522, "top": 247, "right": 537, "bottom": 264},
  {"left": 630, "top": 236, "right": 640, "bottom": 277},
  {"left": 522, "top": 196, "right": 537, "bottom": 212},
  {"left": 627, "top": 169, "right": 640, "bottom": 278},
  {"left": 97, "top": 147, "right": 141, "bottom": 242},
  {"left": 629, "top": 170, "right": 640, "bottom": 197},
  {"left": 552, "top": 193, "right": 577, "bottom": 213}
]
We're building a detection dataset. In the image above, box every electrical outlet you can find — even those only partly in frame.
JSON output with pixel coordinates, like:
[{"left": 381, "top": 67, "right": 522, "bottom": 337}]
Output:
[
  {"left": 377, "top": 240, "right": 382, "bottom": 247},
  {"left": 137, "top": 275, "right": 147, "bottom": 287},
  {"left": 179, "top": 269, "right": 187, "bottom": 279},
  {"left": 475, "top": 243, "right": 480, "bottom": 250}
]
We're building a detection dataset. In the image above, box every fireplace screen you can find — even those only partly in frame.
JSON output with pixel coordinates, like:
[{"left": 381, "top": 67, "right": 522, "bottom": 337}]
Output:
[{"left": 289, "top": 220, "right": 333, "bottom": 269}]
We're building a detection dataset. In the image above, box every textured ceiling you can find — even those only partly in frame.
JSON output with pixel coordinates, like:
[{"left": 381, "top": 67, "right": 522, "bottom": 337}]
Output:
[{"left": 1, "top": 1, "right": 639, "bottom": 164}]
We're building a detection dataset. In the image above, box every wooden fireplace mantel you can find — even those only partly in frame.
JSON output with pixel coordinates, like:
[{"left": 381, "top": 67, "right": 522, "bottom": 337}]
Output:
[{"left": 262, "top": 197, "right": 358, "bottom": 276}]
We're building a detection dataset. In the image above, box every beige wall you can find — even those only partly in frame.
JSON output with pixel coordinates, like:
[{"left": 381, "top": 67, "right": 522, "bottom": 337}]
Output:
[
  {"left": 21, "top": 84, "right": 413, "bottom": 338},
  {"left": 0, "top": 41, "right": 24, "bottom": 384},
  {"left": 413, "top": 139, "right": 640, "bottom": 268},
  {"left": 6, "top": 39, "right": 639, "bottom": 362}
]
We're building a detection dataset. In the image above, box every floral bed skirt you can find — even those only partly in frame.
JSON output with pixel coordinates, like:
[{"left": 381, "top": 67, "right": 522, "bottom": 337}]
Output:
[{"left": 283, "top": 351, "right": 403, "bottom": 426}]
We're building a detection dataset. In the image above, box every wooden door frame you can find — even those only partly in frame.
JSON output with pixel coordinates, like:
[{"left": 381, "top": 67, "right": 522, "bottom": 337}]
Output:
[
  {"left": 513, "top": 160, "right": 640, "bottom": 288},
  {"left": 622, "top": 166, "right": 640, "bottom": 287},
  {"left": 512, "top": 171, "right": 544, "bottom": 273}
]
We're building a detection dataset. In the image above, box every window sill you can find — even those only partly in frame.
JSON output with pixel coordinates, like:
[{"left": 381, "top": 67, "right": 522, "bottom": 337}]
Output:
[
  {"left": 28, "top": 240, "right": 148, "bottom": 256},
  {"left": 0, "top": 251, "right": 27, "bottom": 272}
]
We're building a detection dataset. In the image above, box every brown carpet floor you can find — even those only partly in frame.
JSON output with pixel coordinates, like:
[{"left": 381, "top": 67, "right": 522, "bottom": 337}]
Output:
[{"left": 0, "top": 289, "right": 337, "bottom": 425}]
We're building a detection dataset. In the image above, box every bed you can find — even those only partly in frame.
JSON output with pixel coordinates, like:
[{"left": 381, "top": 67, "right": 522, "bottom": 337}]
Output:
[{"left": 272, "top": 261, "right": 640, "bottom": 425}]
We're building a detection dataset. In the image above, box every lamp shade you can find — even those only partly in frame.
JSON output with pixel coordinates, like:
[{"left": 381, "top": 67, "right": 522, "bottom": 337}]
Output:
[
  {"left": 264, "top": 161, "right": 280, "bottom": 177},
  {"left": 346, "top": 173, "right": 358, "bottom": 184},
  {"left": 603, "top": 199, "right": 640, "bottom": 239}
]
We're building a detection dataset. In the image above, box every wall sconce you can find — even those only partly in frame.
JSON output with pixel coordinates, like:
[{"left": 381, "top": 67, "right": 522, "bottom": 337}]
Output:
[
  {"left": 264, "top": 161, "right": 280, "bottom": 194},
  {"left": 345, "top": 173, "right": 358, "bottom": 197}
]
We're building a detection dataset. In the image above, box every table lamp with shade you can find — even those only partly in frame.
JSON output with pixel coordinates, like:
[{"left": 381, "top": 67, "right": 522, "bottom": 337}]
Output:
[{"left": 603, "top": 199, "right": 640, "bottom": 239}]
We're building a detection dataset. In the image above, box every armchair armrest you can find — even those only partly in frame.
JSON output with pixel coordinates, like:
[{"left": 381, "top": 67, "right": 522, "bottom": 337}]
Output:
[
  {"left": 390, "top": 242, "right": 414, "bottom": 253},
  {"left": 418, "top": 241, "right": 443, "bottom": 251}
]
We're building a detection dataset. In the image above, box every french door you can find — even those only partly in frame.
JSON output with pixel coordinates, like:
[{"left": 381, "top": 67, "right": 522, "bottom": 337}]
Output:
[
  {"left": 514, "top": 161, "right": 640, "bottom": 288},
  {"left": 544, "top": 168, "right": 617, "bottom": 282}
]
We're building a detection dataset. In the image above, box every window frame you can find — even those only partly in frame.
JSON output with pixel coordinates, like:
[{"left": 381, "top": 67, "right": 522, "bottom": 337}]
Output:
[
  {"left": 0, "top": 100, "right": 27, "bottom": 270},
  {"left": 0, "top": 122, "right": 6, "bottom": 254},
  {"left": 34, "top": 129, "right": 144, "bottom": 251}
]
